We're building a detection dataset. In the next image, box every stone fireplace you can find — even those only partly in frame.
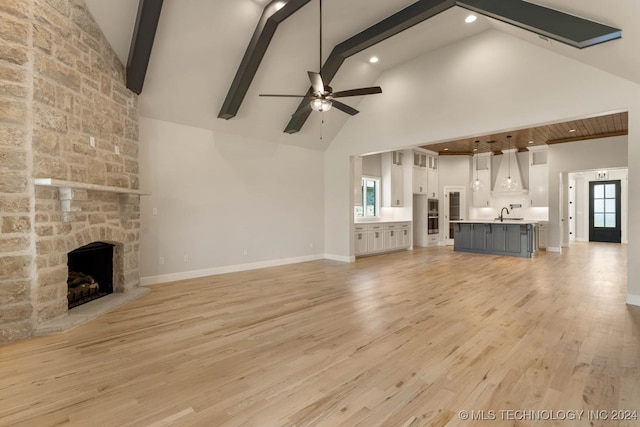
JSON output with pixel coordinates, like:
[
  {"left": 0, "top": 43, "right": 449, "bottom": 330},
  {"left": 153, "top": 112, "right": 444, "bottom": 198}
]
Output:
[{"left": 0, "top": 0, "right": 143, "bottom": 344}]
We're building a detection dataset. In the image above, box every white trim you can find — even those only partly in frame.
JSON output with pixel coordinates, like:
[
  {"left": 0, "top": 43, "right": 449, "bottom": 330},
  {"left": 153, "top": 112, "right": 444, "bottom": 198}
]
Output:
[
  {"left": 324, "top": 254, "right": 355, "bottom": 263},
  {"left": 140, "top": 254, "right": 325, "bottom": 286},
  {"left": 546, "top": 246, "right": 563, "bottom": 253},
  {"left": 576, "top": 237, "right": 589, "bottom": 242},
  {"left": 626, "top": 294, "right": 640, "bottom": 307}
]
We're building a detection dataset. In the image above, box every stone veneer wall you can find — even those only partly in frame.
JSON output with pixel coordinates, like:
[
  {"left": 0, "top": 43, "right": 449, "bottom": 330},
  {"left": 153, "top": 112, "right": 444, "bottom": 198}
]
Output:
[{"left": 0, "top": 0, "right": 140, "bottom": 344}]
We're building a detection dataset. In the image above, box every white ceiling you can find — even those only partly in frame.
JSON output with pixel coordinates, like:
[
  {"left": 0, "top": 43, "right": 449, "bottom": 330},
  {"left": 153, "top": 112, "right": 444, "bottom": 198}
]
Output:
[{"left": 83, "top": 0, "right": 639, "bottom": 151}]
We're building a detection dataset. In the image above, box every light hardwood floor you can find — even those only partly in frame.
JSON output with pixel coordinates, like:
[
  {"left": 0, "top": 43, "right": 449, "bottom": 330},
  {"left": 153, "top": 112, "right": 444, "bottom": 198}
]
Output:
[{"left": 1, "top": 243, "right": 639, "bottom": 426}]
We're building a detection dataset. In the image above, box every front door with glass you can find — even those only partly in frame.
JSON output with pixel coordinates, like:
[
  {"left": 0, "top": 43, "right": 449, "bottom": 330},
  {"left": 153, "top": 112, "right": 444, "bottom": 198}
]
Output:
[{"left": 589, "top": 180, "right": 621, "bottom": 243}]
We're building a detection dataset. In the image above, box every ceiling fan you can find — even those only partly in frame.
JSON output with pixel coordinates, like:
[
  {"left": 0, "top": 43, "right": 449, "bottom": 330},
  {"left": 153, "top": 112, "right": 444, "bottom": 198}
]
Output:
[{"left": 259, "top": 0, "right": 382, "bottom": 117}]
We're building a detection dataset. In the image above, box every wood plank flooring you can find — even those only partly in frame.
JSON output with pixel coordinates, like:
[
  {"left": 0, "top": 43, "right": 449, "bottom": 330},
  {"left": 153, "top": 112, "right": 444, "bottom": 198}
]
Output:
[{"left": 1, "top": 243, "right": 639, "bottom": 426}]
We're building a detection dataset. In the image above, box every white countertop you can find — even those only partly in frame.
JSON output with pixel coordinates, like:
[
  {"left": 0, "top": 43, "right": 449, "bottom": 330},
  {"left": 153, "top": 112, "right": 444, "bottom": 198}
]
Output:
[
  {"left": 451, "top": 219, "right": 540, "bottom": 225},
  {"left": 354, "top": 219, "right": 412, "bottom": 224}
]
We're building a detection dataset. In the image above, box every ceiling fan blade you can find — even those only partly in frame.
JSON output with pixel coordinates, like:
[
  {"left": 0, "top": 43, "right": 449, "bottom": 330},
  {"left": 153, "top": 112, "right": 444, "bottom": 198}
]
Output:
[
  {"left": 259, "top": 94, "right": 308, "bottom": 97},
  {"left": 292, "top": 101, "right": 312, "bottom": 117},
  {"left": 307, "top": 71, "right": 325, "bottom": 95},
  {"left": 332, "top": 100, "right": 359, "bottom": 116},
  {"left": 330, "top": 87, "right": 382, "bottom": 98}
]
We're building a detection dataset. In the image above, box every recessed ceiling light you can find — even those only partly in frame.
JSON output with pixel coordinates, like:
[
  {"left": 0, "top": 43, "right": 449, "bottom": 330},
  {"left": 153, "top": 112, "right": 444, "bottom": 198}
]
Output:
[
  {"left": 465, "top": 15, "right": 477, "bottom": 23},
  {"left": 528, "top": 140, "right": 534, "bottom": 144},
  {"left": 473, "top": 148, "right": 478, "bottom": 151},
  {"left": 569, "top": 129, "right": 576, "bottom": 133},
  {"left": 444, "top": 148, "right": 449, "bottom": 151},
  {"left": 369, "top": 56, "right": 379, "bottom": 64},
  {"left": 274, "top": 1, "right": 286, "bottom": 11}
]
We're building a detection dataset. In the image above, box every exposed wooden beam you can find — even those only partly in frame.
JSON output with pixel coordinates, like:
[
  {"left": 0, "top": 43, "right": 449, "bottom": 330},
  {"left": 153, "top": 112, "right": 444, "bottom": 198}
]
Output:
[
  {"left": 457, "top": 0, "right": 622, "bottom": 49},
  {"left": 284, "top": 0, "right": 456, "bottom": 134},
  {"left": 218, "top": 0, "right": 313, "bottom": 120},
  {"left": 126, "top": 0, "right": 164, "bottom": 95},
  {"left": 284, "top": 0, "right": 621, "bottom": 134},
  {"left": 546, "top": 130, "right": 628, "bottom": 145}
]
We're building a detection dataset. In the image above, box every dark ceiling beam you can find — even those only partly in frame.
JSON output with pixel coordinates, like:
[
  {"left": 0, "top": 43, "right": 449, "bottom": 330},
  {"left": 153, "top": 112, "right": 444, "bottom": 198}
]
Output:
[
  {"left": 126, "top": 0, "right": 164, "bottom": 95},
  {"left": 284, "top": 0, "right": 456, "bottom": 134},
  {"left": 218, "top": 0, "right": 313, "bottom": 120},
  {"left": 457, "top": 0, "right": 621, "bottom": 49},
  {"left": 284, "top": 0, "right": 622, "bottom": 134}
]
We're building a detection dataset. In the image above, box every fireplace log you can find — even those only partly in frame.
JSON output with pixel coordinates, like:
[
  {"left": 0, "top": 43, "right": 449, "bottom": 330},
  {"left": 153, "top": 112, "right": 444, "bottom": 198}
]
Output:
[{"left": 67, "top": 271, "right": 98, "bottom": 288}]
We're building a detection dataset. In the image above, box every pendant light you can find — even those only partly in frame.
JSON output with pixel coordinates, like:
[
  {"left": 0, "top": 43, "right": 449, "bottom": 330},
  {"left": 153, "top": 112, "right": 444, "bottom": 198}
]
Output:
[
  {"left": 471, "top": 140, "right": 483, "bottom": 192},
  {"left": 502, "top": 135, "right": 517, "bottom": 190}
]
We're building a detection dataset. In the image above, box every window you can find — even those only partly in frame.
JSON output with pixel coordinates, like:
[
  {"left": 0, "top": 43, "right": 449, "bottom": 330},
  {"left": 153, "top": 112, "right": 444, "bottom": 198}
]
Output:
[{"left": 355, "top": 176, "right": 380, "bottom": 218}]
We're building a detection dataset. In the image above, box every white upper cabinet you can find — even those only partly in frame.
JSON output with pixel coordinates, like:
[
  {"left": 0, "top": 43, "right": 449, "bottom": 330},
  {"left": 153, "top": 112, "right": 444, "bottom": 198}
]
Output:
[
  {"left": 382, "top": 151, "right": 404, "bottom": 207},
  {"left": 528, "top": 146, "right": 548, "bottom": 207},
  {"left": 412, "top": 151, "right": 427, "bottom": 194},
  {"left": 427, "top": 169, "right": 438, "bottom": 199}
]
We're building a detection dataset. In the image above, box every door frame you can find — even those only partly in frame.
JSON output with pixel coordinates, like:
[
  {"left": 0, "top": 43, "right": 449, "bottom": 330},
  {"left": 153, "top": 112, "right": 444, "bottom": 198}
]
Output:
[
  {"left": 443, "top": 186, "right": 466, "bottom": 245},
  {"left": 588, "top": 179, "right": 622, "bottom": 243}
]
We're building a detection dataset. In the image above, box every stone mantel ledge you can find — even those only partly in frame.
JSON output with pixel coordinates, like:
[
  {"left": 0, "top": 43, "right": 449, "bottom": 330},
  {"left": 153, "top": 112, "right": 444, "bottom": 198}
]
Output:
[
  {"left": 34, "top": 178, "right": 150, "bottom": 222},
  {"left": 34, "top": 178, "right": 150, "bottom": 196}
]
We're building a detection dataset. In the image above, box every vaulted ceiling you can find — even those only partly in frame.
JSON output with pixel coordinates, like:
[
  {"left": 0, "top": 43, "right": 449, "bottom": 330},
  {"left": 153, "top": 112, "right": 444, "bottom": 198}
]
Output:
[{"left": 84, "top": 0, "right": 639, "bottom": 151}]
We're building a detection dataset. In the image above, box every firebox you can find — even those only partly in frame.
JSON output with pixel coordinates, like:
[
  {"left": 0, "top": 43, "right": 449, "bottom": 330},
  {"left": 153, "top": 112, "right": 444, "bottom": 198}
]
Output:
[{"left": 67, "top": 242, "right": 114, "bottom": 308}]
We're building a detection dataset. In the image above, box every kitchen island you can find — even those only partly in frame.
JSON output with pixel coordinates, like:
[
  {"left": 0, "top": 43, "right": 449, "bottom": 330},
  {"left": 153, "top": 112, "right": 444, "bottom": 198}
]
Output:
[{"left": 451, "top": 220, "right": 539, "bottom": 258}]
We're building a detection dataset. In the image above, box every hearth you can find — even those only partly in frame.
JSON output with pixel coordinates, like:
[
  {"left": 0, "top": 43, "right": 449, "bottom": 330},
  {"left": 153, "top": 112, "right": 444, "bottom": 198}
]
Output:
[{"left": 67, "top": 242, "right": 115, "bottom": 309}]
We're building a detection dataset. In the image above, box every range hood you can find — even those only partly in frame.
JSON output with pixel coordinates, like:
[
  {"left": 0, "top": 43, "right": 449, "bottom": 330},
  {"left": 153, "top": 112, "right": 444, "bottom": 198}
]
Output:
[{"left": 492, "top": 149, "right": 527, "bottom": 194}]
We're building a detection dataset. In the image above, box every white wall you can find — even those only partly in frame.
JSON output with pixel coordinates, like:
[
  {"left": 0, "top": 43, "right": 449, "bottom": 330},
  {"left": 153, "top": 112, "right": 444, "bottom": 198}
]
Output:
[
  {"left": 324, "top": 29, "right": 640, "bottom": 303},
  {"left": 138, "top": 118, "right": 325, "bottom": 284},
  {"left": 548, "top": 136, "right": 628, "bottom": 249}
]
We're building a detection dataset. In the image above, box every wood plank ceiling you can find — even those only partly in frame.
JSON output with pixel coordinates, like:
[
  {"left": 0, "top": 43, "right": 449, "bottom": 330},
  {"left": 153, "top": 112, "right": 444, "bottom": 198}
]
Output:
[{"left": 420, "top": 111, "right": 628, "bottom": 155}]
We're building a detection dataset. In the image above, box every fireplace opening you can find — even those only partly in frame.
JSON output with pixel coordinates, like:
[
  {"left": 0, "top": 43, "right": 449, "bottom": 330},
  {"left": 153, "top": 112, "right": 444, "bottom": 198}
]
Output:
[{"left": 67, "top": 242, "right": 114, "bottom": 309}]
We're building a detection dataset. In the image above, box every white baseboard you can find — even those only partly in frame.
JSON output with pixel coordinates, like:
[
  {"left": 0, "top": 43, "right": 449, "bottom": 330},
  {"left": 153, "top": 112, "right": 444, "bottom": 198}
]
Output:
[
  {"left": 626, "top": 294, "right": 640, "bottom": 307},
  {"left": 576, "top": 238, "right": 588, "bottom": 242},
  {"left": 546, "top": 246, "right": 562, "bottom": 253},
  {"left": 323, "top": 254, "right": 355, "bottom": 263},
  {"left": 140, "top": 254, "right": 325, "bottom": 286}
]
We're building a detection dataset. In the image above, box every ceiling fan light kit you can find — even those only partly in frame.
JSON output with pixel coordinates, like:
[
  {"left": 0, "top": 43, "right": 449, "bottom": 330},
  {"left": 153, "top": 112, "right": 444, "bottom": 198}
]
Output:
[{"left": 310, "top": 98, "right": 332, "bottom": 112}]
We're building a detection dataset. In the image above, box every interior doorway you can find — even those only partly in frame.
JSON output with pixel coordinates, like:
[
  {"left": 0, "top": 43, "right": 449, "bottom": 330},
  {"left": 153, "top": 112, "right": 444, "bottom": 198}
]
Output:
[{"left": 567, "top": 169, "right": 627, "bottom": 245}]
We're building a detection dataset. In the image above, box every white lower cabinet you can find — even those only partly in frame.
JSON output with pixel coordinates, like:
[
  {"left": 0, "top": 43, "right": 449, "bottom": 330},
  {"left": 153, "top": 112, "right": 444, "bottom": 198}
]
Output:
[
  {"left": 355, "top": 222, "right": 412, "bottom": 256},
  {"left": 383, "top": 224, "right": 398, "bottom": 251},
  {"left": 538, "top": 222, "right": 548, "bottom": 249},
  {"left": 399, "top": 223, "right": 412, "bottom": 247},
  {"left": 354, "top": 224, "right": 368, "bottom": 255},
  {"left": 367, "top": 224, "right": 384, "bottom": 254}
]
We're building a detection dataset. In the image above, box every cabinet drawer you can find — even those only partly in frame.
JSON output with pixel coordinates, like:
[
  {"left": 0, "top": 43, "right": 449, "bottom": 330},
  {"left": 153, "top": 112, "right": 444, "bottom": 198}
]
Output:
[
  {"left": 384, "top": 223, "right": 397, "bottom": 230},
  {"left": 354, "top": 224, "right": 367, "bottom": 232},
  {"left": 367, "top": 224, "right": 384, "bottom": 231},
  {"left": 398, "top": 222, "right": 411, "bottom": 229}
]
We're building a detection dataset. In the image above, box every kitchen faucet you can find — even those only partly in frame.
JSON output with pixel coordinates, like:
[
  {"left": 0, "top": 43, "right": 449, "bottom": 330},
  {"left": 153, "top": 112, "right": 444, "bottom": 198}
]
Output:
[{"left": 499, "top": 207, "right": 509, "bottom": 222}]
